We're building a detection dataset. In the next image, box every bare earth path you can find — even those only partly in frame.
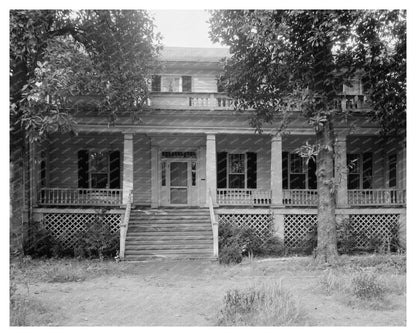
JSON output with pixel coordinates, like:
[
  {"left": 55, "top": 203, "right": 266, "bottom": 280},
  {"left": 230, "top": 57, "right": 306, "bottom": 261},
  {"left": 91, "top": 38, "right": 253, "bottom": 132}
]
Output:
[{"left": 18, "top": 257, "right": 405, "bottom": 326}]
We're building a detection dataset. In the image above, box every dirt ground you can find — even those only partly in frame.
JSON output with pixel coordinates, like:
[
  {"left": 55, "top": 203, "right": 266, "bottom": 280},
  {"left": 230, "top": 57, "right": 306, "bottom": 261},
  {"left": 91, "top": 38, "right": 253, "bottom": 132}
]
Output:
[{"left": 13, "top": 256, "right": 406, "bottom": 326}]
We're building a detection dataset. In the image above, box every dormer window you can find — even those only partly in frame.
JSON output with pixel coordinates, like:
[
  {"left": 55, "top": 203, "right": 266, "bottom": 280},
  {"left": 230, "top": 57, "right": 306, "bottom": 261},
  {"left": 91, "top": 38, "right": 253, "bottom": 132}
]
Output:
[{"left": 343, "top": 78, "right": 363, "bottom": 95}]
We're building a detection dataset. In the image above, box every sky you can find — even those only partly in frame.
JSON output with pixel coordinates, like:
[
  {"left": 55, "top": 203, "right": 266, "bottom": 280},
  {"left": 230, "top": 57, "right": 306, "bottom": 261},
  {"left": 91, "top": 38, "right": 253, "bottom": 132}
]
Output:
[{"left": 150, "top": 10, "right": 223, "bottom": 48}]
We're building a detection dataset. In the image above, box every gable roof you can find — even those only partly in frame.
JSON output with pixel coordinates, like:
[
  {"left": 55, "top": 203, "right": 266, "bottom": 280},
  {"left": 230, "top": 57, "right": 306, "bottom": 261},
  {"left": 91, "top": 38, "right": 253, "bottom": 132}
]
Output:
[{"left": 160, "top": 46, "right": 230, "bottom": 63}]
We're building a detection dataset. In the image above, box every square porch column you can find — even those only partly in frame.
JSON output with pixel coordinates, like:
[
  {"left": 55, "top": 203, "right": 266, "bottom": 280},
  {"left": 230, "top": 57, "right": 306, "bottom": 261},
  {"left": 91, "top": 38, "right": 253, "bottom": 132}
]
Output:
[
  {"left": 271, "top": 134, "right": 283, "bottom": 207},
  {"left": 335, "top": 134, "right": 348, "bottom": 207},
  {"left": 122, "top": 133, "right": 134, "bottom": 205},
  {"left": 206, "top": 133, "right": 217, "bottom": 206}
]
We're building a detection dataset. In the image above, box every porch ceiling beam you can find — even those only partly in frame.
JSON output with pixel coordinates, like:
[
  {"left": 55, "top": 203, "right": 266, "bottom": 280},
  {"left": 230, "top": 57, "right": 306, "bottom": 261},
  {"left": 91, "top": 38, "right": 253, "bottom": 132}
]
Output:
[{"left": 75, "top": 124, "right": 381, "bottom": 136}]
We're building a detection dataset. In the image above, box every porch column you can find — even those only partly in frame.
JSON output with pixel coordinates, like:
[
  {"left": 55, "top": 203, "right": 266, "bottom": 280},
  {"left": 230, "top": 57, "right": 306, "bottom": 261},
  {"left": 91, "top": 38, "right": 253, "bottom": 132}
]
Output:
[
  {"left": 335, "top": 133, "right": 348, "bottom": 207},
  {"left": 122, "top": 133, "right": 134, "bottom": 205},
  {"left": 206, "top": 133, "right": 217, "bottom": 206},
  {"left": 150, "top": 145, "right": 159, "bottom": 208},
  {"left": 271, "top": 134, "right": 283, "bottom": 207}
]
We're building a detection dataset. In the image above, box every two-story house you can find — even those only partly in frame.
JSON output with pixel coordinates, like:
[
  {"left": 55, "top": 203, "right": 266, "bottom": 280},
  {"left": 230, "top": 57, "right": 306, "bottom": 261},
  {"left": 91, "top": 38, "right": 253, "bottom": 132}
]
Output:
[{"left": 31, "top": 47, "right": 406, "bottom": 260}]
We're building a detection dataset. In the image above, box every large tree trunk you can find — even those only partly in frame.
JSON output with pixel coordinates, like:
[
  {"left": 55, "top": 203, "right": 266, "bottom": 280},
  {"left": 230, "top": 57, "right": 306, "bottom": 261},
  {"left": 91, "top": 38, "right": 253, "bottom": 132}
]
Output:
[{"left": 315, "top": 116, "right": 338, "bottom": 263}]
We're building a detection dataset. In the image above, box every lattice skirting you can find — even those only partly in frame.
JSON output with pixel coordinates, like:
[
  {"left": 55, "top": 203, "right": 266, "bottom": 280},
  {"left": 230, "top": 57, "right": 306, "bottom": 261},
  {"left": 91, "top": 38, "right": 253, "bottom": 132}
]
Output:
[
  {"left": 284, "top": 214, "right": 400, "bottom": 249},
  {"left": 41, "top": 213, "right": 121, "bottom": 249},
  {"left": 349, "top": 214, "right": 399, "bottom": 249},
  {"left": 218, "top": 213, "right": 273, "bottom": 242},
  {"left": 284, "top": 215, "right": 317, "bottom": 249}
]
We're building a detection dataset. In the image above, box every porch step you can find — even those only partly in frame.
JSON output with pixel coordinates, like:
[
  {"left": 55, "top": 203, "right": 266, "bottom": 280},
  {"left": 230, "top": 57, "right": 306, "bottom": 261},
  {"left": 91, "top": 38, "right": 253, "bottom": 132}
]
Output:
[{"left": 124, "top": 208, "right": 215, "bottom": 261}]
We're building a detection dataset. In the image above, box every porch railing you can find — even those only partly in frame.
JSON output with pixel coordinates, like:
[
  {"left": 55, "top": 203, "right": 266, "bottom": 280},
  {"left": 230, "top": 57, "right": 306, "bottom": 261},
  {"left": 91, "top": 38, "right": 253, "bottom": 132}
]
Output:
[
  {"left": 38, "top": 188, "right": 123, "bottom": 206},
  {"left": 217, "top": 189, "right": 271, "bottom": 206},
  {"left": 348, "top": 189, "right": 406, "bottom": 206},
  {"left": 282, "top": 189, "right": 318, "bottom": 206}
]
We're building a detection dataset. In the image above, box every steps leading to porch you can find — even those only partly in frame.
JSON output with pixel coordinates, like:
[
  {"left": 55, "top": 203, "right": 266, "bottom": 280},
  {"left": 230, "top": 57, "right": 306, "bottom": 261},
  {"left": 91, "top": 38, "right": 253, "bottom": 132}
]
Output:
[{"left": 124, "top": 208, "right": 215, "bottom": 261}]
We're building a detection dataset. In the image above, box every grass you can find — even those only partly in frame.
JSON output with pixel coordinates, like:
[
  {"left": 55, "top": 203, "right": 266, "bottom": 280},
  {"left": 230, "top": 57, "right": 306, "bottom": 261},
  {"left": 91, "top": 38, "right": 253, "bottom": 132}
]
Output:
[
  {"left": 217, "top": 280, "right": 303, "bottom": 326},
  {"left": 9, "top": 253, "right": 406, "bottom": 326}
]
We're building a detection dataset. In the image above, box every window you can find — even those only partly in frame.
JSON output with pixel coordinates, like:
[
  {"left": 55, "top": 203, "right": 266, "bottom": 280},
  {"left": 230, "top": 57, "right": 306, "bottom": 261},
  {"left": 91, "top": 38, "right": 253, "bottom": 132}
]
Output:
[
  {"left": 191, "top": 161, "right": 196, "bottom": 186},
  {"left": 347, "top": 153, "right": 373, "bottom": 189},
  {"left": 182, "top": 76, "right": 192, "bottom": 92},
  {"left": 289, "top": 153, "right": 306, "bottom": 189},
  {"left": 216, "top": 152, "right": 257, "bottom": 189},
  {"left": 282, "top": 152, "right": 316, "bottom": 189},
  {"left": 151, "top": 75, "right": 161, "bottom": 92},
  {"left": 229, "top": 154, "right": 245, "bottom": 188},
  {"left": 77, "top": 150, "right": 120, "bottom": 189},
  {"left": 388, "top": 154, "right": 397, "bottom": 188}
]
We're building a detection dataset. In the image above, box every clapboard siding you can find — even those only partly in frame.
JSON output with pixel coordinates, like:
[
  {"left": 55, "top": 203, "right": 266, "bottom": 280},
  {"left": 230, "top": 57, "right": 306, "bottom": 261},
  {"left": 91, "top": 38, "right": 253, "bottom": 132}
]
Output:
[
  {"left": 48, "top": 133, "right": 123, "bottom": 188},
  {"left": 133, "top": 134, "right": 151, "bottom": 205}
]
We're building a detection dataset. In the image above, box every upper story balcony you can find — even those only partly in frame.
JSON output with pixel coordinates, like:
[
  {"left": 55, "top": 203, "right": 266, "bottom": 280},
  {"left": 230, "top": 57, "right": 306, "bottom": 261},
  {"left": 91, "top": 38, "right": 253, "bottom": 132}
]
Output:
[{"left": 148, "top": 92, "right": 234, "bottom": 110}]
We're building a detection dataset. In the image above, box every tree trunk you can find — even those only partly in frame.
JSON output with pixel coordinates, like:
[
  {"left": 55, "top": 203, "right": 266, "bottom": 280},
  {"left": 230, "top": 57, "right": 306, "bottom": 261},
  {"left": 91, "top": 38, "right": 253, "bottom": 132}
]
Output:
[{"left": 315, "top": 116, "right": 338, "bottom": 263}]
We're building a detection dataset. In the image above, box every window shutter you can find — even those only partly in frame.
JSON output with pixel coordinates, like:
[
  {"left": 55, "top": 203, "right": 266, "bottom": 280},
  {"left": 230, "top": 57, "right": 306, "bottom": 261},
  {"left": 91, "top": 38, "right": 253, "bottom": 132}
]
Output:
[
  {"left": 78, "top": 150, "right": 89, "bottom": 188},
  {"left": 246, "top": 152, "right": 257, "bottom": 189},
  {"left": 109, "top": 151, "right": 121, "bottom": 189},
  {"left": 217, "top": 152, "right": 227, "bottom": 188},
  {"left": 182, "top": 76, "right": 192, "bottom": 92},
  {"left": 151, "top": 75, "right": 161, "bottom": 92},
  {"left": 363, "top": 152, "right": 373, "bottom": 189},
  {"left": 282, "top": 152, "right": 288, "bottom": 189},
  {"left": 307, "top": 158, "right": 317, "bottom": 189}
]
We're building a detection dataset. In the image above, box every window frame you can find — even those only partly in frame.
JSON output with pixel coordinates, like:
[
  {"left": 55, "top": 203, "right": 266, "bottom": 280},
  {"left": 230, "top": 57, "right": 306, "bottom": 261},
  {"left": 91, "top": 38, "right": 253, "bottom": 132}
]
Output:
[
  {"left": 347, "top": 153, "right": 373, "bottom": 189},
  {"left": 227, "top": 153, "right": 247, "bottom": 189}
]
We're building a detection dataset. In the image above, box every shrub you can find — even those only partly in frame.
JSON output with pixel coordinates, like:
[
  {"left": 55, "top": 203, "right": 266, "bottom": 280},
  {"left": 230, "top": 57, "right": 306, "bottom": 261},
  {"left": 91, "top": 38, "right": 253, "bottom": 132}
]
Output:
[
  {"left": 218, "top": 221, "right": 262, "bottom": 264},
  {"left": 73, "top": 214, "right": 119, "bottom": 259},
  {"left": 217, "top": 281, "right": 302, "bottom": 326},
  {"left": 351, "top": 270, "right": 385, "bottom": 300},
  {"left": 24, "top": 224, "right": 63, "bottom": 258},
  {"left": 258, "top": 236, "right": 285, "bottom": 256}
]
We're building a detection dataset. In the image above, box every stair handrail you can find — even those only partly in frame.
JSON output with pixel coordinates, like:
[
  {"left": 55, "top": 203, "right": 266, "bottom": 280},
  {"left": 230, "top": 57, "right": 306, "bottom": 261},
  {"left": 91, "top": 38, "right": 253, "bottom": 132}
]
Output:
[
  {"left": 208, "top": 189, "right": 219, "bottom": 258},
  {"left": 120, "top": 190, "right": 133, "bottom": 260}
]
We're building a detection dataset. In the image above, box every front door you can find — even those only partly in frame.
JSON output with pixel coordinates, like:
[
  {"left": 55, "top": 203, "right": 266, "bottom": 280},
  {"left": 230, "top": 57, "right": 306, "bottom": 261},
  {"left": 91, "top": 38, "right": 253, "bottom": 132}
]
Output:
[
  {"left": 170, "top": 161, "right": 188, "bottom": 204},
  {"left": 160, "top": 159, "right": 198, "bottom": 206}
]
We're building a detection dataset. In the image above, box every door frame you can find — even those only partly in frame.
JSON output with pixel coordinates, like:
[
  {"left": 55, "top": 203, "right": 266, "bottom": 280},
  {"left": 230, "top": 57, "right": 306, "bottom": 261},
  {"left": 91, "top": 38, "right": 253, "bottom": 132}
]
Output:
[{"left": 159, "top": 155, "right": 199, "bottom": 207}]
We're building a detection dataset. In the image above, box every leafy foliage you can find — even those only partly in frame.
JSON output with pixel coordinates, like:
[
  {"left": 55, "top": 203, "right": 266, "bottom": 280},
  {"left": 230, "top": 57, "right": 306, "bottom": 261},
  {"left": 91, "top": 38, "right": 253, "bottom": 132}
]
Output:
[
  {"left": 209, "top": 10, "right": 406, "bottom": 261},
  {"left": 10, "top": 10, "right": 161, "bottom": 141},
  {"left": 73, "top": 214, "right": 119, "bottom": 259},
  {"left": 218, "top": 221, "right": 263, "bottom": 264}
]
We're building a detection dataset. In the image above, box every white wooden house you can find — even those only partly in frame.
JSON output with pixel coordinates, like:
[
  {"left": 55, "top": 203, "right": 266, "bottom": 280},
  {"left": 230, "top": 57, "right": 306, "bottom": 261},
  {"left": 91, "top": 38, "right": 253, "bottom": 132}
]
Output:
[{"left": 32, "top": 47, "right": 406, "bottom": 260}]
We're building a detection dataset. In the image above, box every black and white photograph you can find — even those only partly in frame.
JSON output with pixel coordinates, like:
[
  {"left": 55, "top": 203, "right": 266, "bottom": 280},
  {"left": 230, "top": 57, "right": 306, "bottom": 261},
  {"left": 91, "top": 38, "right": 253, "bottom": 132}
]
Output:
[{"left": 8, "top": 4, "right": 407, "bottom": 327}]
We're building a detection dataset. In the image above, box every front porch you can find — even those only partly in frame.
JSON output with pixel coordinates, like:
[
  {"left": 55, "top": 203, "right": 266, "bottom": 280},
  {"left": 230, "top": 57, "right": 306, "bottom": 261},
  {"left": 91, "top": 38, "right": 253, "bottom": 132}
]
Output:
[{"left": 33, "top": 131, "right": 406, "bottom": 210}]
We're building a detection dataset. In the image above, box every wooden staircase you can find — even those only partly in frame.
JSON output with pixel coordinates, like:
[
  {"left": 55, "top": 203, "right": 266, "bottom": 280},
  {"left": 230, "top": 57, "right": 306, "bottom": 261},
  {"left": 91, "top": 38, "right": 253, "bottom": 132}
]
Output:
[{"left": 124, "top": 208, "right": 215, "bottom": 261}]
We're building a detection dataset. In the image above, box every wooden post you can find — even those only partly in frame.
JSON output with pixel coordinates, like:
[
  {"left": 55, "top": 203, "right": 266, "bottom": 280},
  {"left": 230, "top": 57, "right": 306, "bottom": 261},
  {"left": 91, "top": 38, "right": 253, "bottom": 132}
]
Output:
[
  {"left": 206, "top": 134, "right": 217, "bottom": 206},
  {"left": 335, "top": 133, "right": 348, "bottom": 208},
  {"left": 271, "top": 134, "right": 283, "bottom": 207},
  {"left": 151, "top": 144, "right": 159, "bottom": 208},
  {"left": 122, "top": 133, "right": 134, "bottom": 205}
]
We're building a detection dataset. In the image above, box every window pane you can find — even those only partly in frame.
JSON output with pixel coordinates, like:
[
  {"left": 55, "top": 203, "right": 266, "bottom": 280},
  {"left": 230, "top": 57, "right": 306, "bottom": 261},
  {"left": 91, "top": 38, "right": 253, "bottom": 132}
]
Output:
[
  {"left": 161, "top": 161, "right": 166, "bottom": 186},
  {"left": 229, "top": 174, "right": 245, "bottom": 188},
  {"left": 162, "top": 76, "right": 180, "bottom": 92},
  {"left": 182, "top": 76, "right": 192, "bottom": 92},
  {"left": 90, "top": 152, "right": 108, "bottom": 173},
  {"left": 170, "top": 162, "right": 187, "bottom": 187},
  {"left": 347, "top": 154, "right": 360, "bottom": 174},
  {"left": 348, "top": 173, "right": 360, "bottom": 189},
  {"left": 290, "top": 174, "right": 306, "bottom": 189},
  {"left": 229, "top": 154, "right": 245, "bottom": 174},
  {"left": 389, "top": 154, "right": 397, "bottom": 188},
  {"left": 151, "top": 75, "right": 161, "bottom": 91},
  {"left": 91, "top": 173, "right": 108, "bottom": 189},
  {"left": 290, "top": 154, "right": 304, "bottom": 173}
]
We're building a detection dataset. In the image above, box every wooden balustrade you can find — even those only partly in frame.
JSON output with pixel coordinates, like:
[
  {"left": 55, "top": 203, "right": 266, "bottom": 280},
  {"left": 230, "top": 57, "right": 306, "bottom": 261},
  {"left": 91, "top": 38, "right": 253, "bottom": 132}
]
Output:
[
  {"left": 282, "top": 189, "right": 318, "bottom": 206},
  {"left": 348, "top": 189, "right": 406, "bottom": 206},
  {"left": 38, "top": 188, "right": 123, "bottom": 206},
  {"left": 217, "top": 189, "right": 271, "bottom": 206}
]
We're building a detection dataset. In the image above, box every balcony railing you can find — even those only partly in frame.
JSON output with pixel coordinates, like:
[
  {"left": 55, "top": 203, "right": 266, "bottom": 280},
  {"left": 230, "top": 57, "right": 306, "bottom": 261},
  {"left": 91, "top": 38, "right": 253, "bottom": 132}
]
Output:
[
  {"left": 148, "top": 92, "right": 234, "bottom": 110},
  {"left": 348, "top": 189, "right": 406, "bottom": 206},
  {"left": 283, "top": 189, "right": 318, "bottom": 206},
  {"left": 38, "top": 188, "right": 123, "bottom": 206},
  {"left": 217, "top": 189, "right": 271, "bottom": 206}
]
